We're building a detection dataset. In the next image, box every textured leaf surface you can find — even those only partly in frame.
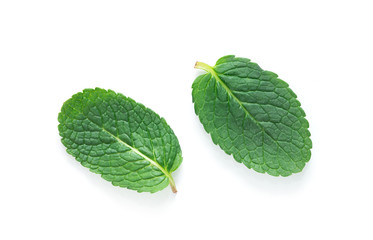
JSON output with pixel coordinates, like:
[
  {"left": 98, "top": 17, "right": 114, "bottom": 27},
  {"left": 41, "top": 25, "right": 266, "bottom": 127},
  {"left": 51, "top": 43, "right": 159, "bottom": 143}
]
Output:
[
  {"left": 192, "top": 55, "right": 311, "bottom": 176},
  {"left": 58, "top": 88, "right": 182, "bottom": 193}
]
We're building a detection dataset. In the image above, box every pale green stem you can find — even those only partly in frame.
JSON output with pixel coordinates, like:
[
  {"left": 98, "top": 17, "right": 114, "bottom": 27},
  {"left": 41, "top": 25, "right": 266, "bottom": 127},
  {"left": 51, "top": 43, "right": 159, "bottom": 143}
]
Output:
[{"left": 195, "top": 61, "right": 214, "bottom": 73}]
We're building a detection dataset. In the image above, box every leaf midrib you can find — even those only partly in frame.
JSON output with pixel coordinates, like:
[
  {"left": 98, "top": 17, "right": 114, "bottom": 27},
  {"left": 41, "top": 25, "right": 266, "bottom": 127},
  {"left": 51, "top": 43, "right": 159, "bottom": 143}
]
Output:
[
  {"left": 101, "top": 128, "right": 173, "bottom": 179},
  {"left": 65, "top": 102, "right": 176, "bottom": 189},
  {"left": 195, "top": 62, "right": 296, "bottom": 163}
]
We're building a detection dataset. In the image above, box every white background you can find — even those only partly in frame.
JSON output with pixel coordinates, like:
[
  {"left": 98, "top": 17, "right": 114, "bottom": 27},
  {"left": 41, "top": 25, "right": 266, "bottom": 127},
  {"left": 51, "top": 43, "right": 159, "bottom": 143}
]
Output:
[{"left": 1, "top": 0, "right": 372, "bottom": 239}]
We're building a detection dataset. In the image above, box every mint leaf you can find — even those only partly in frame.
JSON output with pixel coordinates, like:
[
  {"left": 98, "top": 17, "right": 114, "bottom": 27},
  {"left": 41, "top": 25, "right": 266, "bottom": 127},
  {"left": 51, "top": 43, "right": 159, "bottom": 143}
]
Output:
[
  {"left": 58, "top": 88, "right": 182, "bottom": 193},
  {"left": 192, "top": 55, "right": 311, "bottom": 176}
]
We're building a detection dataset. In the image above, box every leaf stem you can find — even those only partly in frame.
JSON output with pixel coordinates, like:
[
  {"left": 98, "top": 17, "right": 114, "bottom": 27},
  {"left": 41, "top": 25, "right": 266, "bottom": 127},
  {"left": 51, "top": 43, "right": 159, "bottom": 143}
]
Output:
[
  {"left": 168, "top": 175, "right": 177, "bottom": 193},
  {"left": 194, "top": 61, "right": 212, "bottom": 71},
  {"left": 194, "top": 61, "right": 219, "bottom": 80}
]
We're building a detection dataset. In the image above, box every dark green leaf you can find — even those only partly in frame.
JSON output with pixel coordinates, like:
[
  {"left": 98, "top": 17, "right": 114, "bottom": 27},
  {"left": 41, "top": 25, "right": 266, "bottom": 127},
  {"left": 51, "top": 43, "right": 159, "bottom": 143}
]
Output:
[
  {"left": 58, "top": 88, "right": 182, "bottom": 193},
  {"left": 192, "top": 55, "right": 311, "bottom": 176}
]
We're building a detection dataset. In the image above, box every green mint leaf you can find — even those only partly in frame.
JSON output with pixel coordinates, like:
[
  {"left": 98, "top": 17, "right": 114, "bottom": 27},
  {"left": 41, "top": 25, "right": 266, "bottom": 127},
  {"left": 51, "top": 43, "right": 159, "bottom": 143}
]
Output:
[
  {"left": 192, "top": 55, "right": 311, "bottom": 176},
  {"left": 58, "top": 88, "right": 182, "bottom": 193}
]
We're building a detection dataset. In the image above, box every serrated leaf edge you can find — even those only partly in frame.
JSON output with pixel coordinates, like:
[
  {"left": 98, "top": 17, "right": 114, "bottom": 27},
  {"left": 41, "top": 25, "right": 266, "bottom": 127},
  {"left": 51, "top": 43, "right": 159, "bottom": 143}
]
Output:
[
  {"left": 195, "top": 61, "right": 303, "bottom": 174},
  {"left": 62, "top": 96, "right": 178, "bottom": 193}
]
